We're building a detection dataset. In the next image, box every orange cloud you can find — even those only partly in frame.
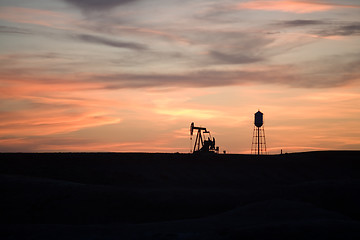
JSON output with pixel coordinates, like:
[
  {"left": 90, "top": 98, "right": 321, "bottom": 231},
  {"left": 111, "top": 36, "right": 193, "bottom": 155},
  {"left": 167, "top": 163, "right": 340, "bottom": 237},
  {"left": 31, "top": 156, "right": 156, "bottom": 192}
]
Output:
[
  {"left": 236, "top": 1, "right": 359, "bottom": 13},
  {"left": 0, "top": 108, "right": 121, "bottom": 137},
  {"left": 34, "top": 140, "right": 189, "bottom": 153},
  {"left": 0, "top": 75, "right": 124, "bottom": 138},
  {"left": 0, "top": 72, "right": 105, "bottom": 98}
]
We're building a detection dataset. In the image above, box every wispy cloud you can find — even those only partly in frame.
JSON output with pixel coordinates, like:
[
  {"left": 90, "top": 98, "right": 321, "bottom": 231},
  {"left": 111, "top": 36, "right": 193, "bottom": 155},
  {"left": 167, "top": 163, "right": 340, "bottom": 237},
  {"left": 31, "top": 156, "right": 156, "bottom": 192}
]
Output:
[
  {"left": 274, "top": 19, "right": 360, "bottom": 37},
  {"left": 0, "top": 85, "right": 123, "bottom": 141},
  {"left": 90, "top": 59, "right": 360, "bottom": 89},
  {"left": 0, "top": 92, "right": 122, "bottom": 142},
  {"left": 1, "top": 52, "right": 359, "bottom": 91},
  {"left": 0, "top": 25, "right": 32, "bottom": 34},
  {"left": 75, "top": 33, "right": 148, "bottom": 50},
  {"left": 81, "top": 22, "right": 191, "bottom": 45},
  {"left": 188, "top": 30, "right": 274, "bottom": 65},
  {"left": 235, "top": 0, "right": 360, "bottom": 13},
  {"left": 314, "top": 23, "right": 360, "bottom": 37},
  {"left": 0, "top": 108, "right": 121, "bottom": 136}
]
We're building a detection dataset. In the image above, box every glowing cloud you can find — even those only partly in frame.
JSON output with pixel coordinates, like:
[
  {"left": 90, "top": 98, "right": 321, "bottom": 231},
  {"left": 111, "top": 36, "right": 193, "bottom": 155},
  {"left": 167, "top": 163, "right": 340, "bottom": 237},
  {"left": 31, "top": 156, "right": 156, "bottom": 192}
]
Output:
[{"left": 235, "top": 0, "right": 358, "bottom": 13}]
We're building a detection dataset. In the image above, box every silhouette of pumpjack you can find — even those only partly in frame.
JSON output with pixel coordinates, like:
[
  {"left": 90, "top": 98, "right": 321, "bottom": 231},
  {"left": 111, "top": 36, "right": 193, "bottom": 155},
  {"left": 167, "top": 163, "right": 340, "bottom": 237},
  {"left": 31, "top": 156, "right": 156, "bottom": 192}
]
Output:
[{"left": 190, "top": 122, "right": 219, "bottom": 153}]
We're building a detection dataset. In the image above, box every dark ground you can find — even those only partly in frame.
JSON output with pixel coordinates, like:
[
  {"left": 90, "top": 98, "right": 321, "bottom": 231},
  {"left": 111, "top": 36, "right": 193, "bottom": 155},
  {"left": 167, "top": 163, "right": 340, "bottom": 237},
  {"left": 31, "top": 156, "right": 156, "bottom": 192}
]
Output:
[{"left": 0, "top": 151, "right": 360, "bottom": 239}]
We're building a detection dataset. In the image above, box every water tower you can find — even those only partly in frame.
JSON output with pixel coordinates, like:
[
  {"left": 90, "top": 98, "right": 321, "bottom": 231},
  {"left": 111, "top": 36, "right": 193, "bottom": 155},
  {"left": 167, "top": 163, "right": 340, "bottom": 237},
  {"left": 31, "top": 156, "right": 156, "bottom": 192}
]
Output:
[{"left": 251, "top": 110, "right": 267, "bottom": 155}]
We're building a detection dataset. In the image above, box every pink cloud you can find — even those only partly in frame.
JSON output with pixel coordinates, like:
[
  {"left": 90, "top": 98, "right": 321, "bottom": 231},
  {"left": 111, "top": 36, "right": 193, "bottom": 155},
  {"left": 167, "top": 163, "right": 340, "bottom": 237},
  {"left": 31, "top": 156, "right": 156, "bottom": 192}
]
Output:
[
  {"left": 235, "top": 1, "right": 359, "bottom": 13},
  {"left": 0, "top": 7, "right": 72, "bottom": 28}
]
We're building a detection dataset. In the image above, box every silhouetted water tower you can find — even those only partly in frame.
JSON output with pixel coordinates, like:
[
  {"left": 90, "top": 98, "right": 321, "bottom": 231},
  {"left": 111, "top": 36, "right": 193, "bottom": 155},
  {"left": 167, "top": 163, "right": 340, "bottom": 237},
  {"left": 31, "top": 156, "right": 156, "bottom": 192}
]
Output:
[{"left": 251, "top": 110, "right": 267, "bottom": 155}]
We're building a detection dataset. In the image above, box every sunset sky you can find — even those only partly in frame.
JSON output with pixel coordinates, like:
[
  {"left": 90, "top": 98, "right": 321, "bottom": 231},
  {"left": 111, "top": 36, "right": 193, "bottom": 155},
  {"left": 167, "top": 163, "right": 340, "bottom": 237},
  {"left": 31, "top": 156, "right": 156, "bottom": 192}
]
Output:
[{"left": 1, "top": 0, "right": 360, "bottom": 153}]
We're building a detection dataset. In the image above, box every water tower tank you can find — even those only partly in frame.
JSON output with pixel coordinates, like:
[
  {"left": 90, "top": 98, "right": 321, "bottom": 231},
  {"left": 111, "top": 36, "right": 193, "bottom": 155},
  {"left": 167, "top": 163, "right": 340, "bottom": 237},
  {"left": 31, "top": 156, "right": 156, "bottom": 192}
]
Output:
[{"left": 254, "top": 111, "right": 263, "bottom": 127}]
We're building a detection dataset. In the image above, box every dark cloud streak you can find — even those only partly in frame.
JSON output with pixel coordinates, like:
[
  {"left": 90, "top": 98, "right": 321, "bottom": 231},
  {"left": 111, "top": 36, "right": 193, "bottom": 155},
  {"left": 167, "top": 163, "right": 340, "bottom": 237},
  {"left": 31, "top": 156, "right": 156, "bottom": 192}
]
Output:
[
  {"left": 75, "top": 34, "right": 148, "bottom": 50},
  {"left": 315, "top": 23, "right": 360, "bottom": 36},
  {"left": 209, "top": 51, "right": 263, "bottom": 64},
  {"left": 0, "top": 25, "right": 32, "bottom": 34},
  {"left": 275, "top": 20, "right": 360, "bottom": 37},
  {"left": 94, "top": 70, "right": 265, "bottom": 89},
  {"left": 62, "top": 0, "right": 138, "bottom": 11},
  {"left": 87, "top": 53, "right": 360, "bottom": 89},
  {"left": 278, "top": 20, "right": 326, "bottom": 27},
  {"left": 91, "top": 65, "right": 357, "bottom": 89},
  {"left": 1, "top": 58, "right": 359, "bottom": 90}
]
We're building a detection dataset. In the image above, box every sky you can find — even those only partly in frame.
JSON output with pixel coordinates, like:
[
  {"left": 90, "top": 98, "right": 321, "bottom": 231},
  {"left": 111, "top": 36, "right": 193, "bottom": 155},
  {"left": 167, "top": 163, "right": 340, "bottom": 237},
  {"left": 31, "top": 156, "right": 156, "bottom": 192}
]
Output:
[{"left": 0, "top": 0, "right": 360, "bottom": 153}]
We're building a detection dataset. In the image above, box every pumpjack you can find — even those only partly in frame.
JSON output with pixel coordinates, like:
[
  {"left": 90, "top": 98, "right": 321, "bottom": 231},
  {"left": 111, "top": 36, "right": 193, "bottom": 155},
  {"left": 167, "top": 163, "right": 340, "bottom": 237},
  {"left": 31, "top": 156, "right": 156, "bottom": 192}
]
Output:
[{"left": 190, "top": 122, "right": 219, "bottom": 153}]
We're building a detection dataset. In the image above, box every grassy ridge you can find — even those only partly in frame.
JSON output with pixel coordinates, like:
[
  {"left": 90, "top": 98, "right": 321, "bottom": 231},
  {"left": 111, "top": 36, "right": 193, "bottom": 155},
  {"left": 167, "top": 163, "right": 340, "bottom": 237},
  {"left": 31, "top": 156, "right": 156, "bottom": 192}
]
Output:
[{"left": 1, "top": 151, "right": 360, "bottom": 239}]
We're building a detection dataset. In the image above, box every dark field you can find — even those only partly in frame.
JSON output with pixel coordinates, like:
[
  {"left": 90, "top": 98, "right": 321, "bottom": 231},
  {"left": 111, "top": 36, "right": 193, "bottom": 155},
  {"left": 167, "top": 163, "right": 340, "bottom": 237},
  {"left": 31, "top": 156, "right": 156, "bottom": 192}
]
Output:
[{"left": 1, "top": 151, "right": 360, "bottom": 239}]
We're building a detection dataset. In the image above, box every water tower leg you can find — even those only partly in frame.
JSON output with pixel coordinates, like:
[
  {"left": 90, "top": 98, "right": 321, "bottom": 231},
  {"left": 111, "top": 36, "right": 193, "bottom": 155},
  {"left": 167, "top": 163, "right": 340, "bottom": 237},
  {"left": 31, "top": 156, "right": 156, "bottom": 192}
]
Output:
[{"left": 257, "top": 127, "right": 260, "bottom": 155}]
